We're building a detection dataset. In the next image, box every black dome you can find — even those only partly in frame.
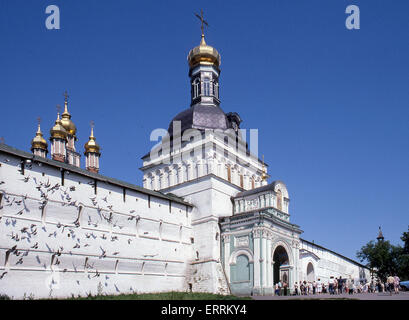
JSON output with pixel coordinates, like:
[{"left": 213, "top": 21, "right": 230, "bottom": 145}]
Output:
[{"left": 168, "top": 104, "right": 229, "bottom": 135}]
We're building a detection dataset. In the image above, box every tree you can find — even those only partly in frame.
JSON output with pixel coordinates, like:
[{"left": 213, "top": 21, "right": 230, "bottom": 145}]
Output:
[
  {"left": 357, "top": 226, "right": 409, "bottom": 281},
  {"left": 357, "top": 240, "right": 398, "bottom": 282},
  {"left": 397, "top": 226, "right": 409, "bottom": 280}
]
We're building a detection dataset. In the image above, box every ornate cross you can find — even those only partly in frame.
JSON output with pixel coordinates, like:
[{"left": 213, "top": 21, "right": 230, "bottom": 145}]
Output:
[
  {"left": 37, "top": 117, "right": 41, "bottom": 126},
  {"left": 90, "top": 120, "right": 95, "bottom": 129},
  {"left": 63, "top": 90, "right": 69, "bottom": 102},
  {"left": 195, "top": 9, "right": 209, "bottom": 36},
  {"left": 56, "top": 104, "right": 61, "bottom": 114}
]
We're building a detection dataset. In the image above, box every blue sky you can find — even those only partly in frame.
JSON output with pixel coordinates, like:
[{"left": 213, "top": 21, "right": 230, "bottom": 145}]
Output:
[{"left": 0, "top": 0, "right": 408, "bottom": 262}]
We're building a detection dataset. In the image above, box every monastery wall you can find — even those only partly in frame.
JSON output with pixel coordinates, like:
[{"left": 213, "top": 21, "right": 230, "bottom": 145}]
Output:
[
  {"left": 299, "top": 240, "right": 371, "bottom": 284},
  {"left": 0, "top": 149, "right": 194, "bottom": 299}
]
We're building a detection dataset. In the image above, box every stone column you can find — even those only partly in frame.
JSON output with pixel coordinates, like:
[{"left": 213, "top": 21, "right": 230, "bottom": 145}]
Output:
[
  {"left": 261, "top": 233, "right": 267, "bottom": 293},
  {"left": 222, "top": 234, "right": 230, "bottom": 282},
  {"left": 266, "top": 232, "right": 272, "bottom": 293},
  {"left": 253, "top": 228, "right": 261, "bottom": 294}
]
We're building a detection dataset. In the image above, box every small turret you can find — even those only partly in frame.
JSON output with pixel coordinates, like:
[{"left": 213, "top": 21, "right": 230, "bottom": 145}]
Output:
[{"left": 84, "top": 122, "right": 101, "bottom": 173}]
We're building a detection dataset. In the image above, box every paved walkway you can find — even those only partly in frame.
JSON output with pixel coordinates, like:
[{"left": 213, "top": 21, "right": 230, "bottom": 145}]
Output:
[{"left": 253, "top": 291, "right": 409, "bottom": 300}]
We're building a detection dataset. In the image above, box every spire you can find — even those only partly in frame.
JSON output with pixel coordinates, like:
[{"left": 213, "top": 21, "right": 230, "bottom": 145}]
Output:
[
  {"left": 84, "top": 121, "right": 101, "bottom": 173},
  {"left": 50, "top": 107, "right": 67, "bottom": 162},
  {"left": 31, "top": 117, "right": 48, "bottom": 157},
  {"left": 60, "top": 90, "right": 77, "bottom": 137},
  {"left": 377, "top": 226, "right": 384, "bottom": 241}
]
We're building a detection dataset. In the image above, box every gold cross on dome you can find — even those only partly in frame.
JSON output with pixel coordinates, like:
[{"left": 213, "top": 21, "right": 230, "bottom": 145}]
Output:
[
  {"left": 37, "top": 117, "right": 41, "bottom": 125},
  {"left": 56, "top": 104, "right": 61, "bottom": 114},
  {"left": 195, "top": 9, "right": 209, "bottom": 37},
  {"left": 90, "top": 120, "right": 95, "bottom": 129},
  {"left": 63, "top": 90, "right": 69, "bottom": 102}
]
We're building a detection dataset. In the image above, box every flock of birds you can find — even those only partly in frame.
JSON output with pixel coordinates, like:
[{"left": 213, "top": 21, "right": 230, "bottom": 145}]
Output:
[{"left": 0, "top": 157, "right": 163, "bottom": 285}]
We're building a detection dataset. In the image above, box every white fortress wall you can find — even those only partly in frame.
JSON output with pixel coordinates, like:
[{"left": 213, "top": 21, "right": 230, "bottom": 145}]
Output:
[
  {"left": 0, "top": 148, "right": 194, "bottom": 299},
  {"left": 299, "top": 240, "right": 371, "bottom": 284}
]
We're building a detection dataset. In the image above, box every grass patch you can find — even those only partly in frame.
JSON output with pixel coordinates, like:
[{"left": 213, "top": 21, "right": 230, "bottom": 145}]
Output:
[{"left": 64, "top": 291, "right": 252, "bottom": 300}]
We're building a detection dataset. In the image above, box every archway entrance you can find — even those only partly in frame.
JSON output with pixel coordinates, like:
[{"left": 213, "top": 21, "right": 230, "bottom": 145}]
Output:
[
  {"left": 273, "top": 245, "right": 289, "bottom": 285},
  {"left": 307, "top": 262, "right": 315, "bottom": 282}
]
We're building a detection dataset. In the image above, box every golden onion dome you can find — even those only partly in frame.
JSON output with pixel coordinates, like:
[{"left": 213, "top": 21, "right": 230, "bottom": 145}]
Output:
[
  {"left": 50, "top": 113, "right": 67, "bottom": 140},
  {"left": 84, "top": 127, "right": 100, "bottom": 154},
  {"left": 187, "top": 34, "right": 221, "bottom": 69},
  {"left": 31, "top": 124, "right": 48, "bottom": 151},
  {"left": 60, "top": 100, "right": 77, "bottom": 136}
]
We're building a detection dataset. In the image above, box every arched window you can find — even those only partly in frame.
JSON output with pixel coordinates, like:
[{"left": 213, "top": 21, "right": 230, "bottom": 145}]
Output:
[
  {"left": 277, "top": 189, "right": 282, "bottom": 211},
  {"left": 204, "top": 78, "right": 210, "bottom": 96},
  {"left": 192, "top": 78, "right": 200, "bottom": 99},
  {"left": 214, "top": 82, "right": 219, "bottom": 98},
  {"left": 235, "top": 255, "right": 250, "bottom": 282}
]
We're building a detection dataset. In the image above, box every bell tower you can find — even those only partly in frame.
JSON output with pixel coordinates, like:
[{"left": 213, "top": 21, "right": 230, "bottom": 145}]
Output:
[{"left": 188, "top": 10, "right": 221, "bottom": 107}]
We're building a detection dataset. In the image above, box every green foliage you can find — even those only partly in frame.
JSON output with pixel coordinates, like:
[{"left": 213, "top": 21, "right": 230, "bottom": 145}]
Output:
[
  {"left": 0, "top": 294, "right": 11, "bottom": 300},
  {"left": 357, "top": 226, "right": 409, "bottom": 281}
]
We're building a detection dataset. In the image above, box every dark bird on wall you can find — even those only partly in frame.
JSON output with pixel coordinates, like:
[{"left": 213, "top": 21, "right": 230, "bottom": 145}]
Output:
[
  {"left": 44, "top": 179, "right": 50, "bottom": 188},
  {"left": 14, "top": 200, "right": 22, "bottom": 205},
  {"left": 101, "top": 234, "right": 106, "bottom": 240},
  {"left": 127, "top": 239, "right": 132, "bottom": 244},
  {"left": 93, "top": 270, "right": 100, "bottom": 278},
  {"left": 111, "top": 236, "right": 118, "bottom": 242},
  {"left": 99, "top": 247, "right": 106, "bottom": 258},
  {"left": 20, "top": 176, "right": 30, "bottom": 183},
  {"left": 112, "top": 252, "right": 119, "bottom": 255},
  {"left": 31, "top": 242, "right": 38, "bottom": 249},
  {"left": 0, "top": 272, "right": 7, "bottom": 279},
  {"left": 127, "top": 216, "right": 135, "bottom": 221},
  {"left": 70, "top": 186, "right": 75, "bottom": 191},
  {"left": 84, "top": 243, "right": 90, "bottom": 247},
  {"left": 129, "top": 210, "right": 136, "bottom": 213},
  {"left": 73, "top": 243, "right": 80, "bottom": 249},
  {"left": 102, "top": 196, "right": 108, "bottom": 202},
  {"left": 20, "top": 227, "right": 28, "bottom": 233},
  {"left": 16, "top": 258, "right": 23, "bottom": 265},
  {"left": 85, "top": 233, "right": 91, "bottom": 238},
  {"left": 107, "top": 205, "right": 113, "bottom": 210},
  {"left": 0, "top": 181, "right": 5, "bottom": 185},
  {"left": 16, "top": 209, "right": 24, "bottom": 215}
]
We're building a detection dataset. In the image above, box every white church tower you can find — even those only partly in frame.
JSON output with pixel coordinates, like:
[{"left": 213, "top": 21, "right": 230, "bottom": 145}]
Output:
[{"left": 140, "top": 13, "right": 268, "bottom": 294}]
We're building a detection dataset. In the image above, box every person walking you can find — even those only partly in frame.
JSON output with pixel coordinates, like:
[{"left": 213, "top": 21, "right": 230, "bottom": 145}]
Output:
[
  {"left": 348, "top": 278, "right": 354, "bottom": 295},
  {"left": 338, "top": 276, "right": 343, "bottom": 294},
  {"left": 394, "top": 275, "right": 400, "bottom": 294},
  {"left": 387, "top": 275, "right": 394, "bottom": 295},
  {"left": 317, "top": 278, "right": 322, "bottom": 294},
  {"left": 329, "top": 276, "right": 335, "bottom": 295}
]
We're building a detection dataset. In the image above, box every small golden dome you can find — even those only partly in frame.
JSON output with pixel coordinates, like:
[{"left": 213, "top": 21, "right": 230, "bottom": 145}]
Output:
[
  {"left": 31, "top": 124, "right": 48, "bottom": 151},
  {"left": 60, "top": 100, "right": 77, "bottom": 136},
  {"left": 187, "top": 35, "right": 221, "bottom": 69},
  {"left": 50, "top": 113, "right": 67, "bottom": 140},
  {"left": 84, "top": 127, "right": 100, "bottom": 154}
]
